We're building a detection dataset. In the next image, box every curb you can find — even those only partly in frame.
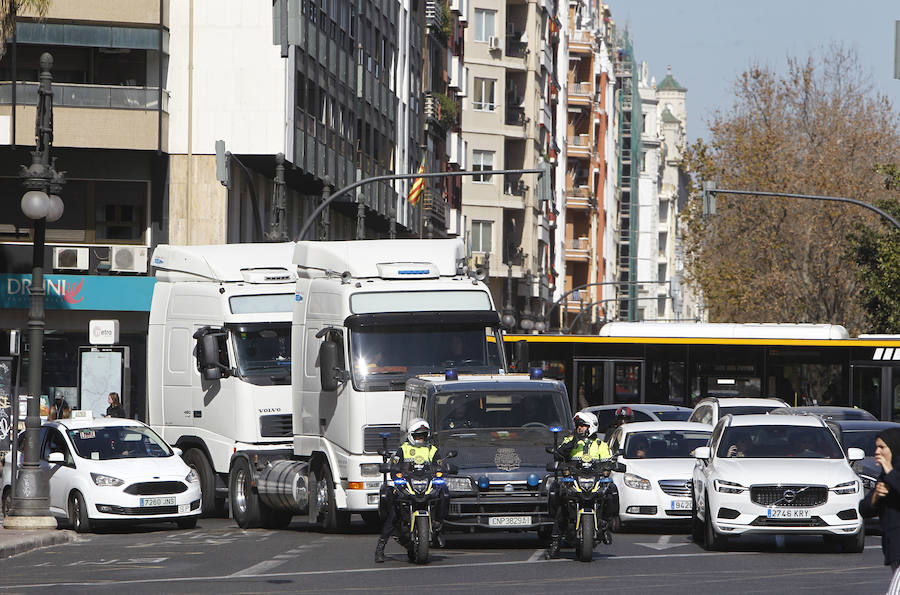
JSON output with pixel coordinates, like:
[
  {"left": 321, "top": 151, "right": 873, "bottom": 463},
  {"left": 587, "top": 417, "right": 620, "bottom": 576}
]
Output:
[{"left": 0, "top": 529, "right": 75, "bottom": 559}]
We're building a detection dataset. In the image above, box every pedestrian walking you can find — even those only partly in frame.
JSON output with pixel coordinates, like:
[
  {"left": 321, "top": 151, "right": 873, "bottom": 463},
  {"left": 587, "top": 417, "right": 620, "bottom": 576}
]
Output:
[
  {"left": 105, "top": 392, "right": 126, "bottom": 418},
  {"left": 860, "top": 427, "right": 900, "bottom": 591}
]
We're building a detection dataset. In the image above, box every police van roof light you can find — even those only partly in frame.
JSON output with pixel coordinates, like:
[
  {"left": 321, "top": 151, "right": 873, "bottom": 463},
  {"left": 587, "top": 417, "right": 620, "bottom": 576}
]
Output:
[
  {"left": 529, "top": 367, "right": 543, "bottom": 380},
  {"left": 445, "top": 369, "right": 459, "bottom": 381}
]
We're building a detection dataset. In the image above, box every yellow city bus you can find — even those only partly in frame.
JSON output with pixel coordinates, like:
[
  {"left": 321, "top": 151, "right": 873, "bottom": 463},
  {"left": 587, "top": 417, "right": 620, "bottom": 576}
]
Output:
[{"left": 504, "top": 322, "right": 900, "bottom": 421}]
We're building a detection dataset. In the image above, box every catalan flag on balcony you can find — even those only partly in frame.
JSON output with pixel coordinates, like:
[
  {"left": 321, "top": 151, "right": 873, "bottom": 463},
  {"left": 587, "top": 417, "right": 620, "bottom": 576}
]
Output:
[{"left": 407, "top": 158, "right": 425, "bottom": 206}]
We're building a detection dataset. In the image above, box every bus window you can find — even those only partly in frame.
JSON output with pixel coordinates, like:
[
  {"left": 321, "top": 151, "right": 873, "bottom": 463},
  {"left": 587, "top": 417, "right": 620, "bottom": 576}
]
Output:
[{"left": 853, "top": 366, "right": 882, "bottom": 420}]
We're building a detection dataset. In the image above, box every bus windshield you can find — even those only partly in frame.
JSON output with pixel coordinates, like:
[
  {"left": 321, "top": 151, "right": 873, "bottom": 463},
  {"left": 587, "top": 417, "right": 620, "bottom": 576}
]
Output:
[{"left": 350, "top": 325, "right": 504, "bottom": 391}]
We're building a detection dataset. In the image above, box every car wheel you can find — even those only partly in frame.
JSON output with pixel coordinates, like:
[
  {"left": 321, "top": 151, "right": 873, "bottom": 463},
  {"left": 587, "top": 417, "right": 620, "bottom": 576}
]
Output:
[
  {"left": 840, "top": 525, "right": 866, "bottom": 553},
  {"left": 691, "top": 491, "right": 703, "bottom": 543},
  {"left": 610, "top": 514, "right": 626, "bottom": 533},
  {"left": 703, "top": 494, "right": 724, "bottom": 551},
  {"left": 1, "top": 486, "right": 11, "bottom": 518},
  {"left": 176, "top": 516, "right": 198, "bottom": 530},
  {"left": 182, "top": 448, "right": 224, "bottom": 518},
  {"left": 68, "top": 490, "right": 92, "bottom": 533}
]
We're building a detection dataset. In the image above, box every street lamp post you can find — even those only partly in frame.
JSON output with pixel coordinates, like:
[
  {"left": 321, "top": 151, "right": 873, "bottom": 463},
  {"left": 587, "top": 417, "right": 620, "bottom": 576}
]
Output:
[{"left": 4, "top": 53, "right": 63, "bottom": 530}]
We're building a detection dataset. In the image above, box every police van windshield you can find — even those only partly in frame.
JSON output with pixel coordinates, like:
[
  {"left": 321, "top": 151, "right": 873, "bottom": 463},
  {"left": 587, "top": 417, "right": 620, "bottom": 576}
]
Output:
[
  {"left": 350, "top": 325, "right": 504, "bottom": 391},
  {"left": 433, "top": 391, "right": 567, "bottom": 431},
  {"left": 229, "top": 323, "right": 291, "bottom": 380}
]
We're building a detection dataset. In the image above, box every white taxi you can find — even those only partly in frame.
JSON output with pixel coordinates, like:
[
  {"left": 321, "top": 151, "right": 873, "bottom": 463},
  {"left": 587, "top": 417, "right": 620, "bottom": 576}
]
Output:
[
  {"left": 2, "top": 415, "right": 201, "bottom": 532},
  {"left": 691, "top": 414, "right": 864, "bottom": 552},
  {"left": 605, "top": 421, "right": 712, "bottom": 530}
]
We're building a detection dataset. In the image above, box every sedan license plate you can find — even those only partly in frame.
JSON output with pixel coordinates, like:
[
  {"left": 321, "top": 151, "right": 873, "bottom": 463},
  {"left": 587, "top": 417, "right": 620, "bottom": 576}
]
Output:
[
  {"left": 140, "top": 497, "right": 175, "bottom": 507},
  {"left": 488, "top": 516, "right": 531, "bottom": 527},
  {"left": 767, "top": 508, "right": 811, "bottom": 519},
  {"left": 669, "top": 499, "right": 692, "bottom": 510}
]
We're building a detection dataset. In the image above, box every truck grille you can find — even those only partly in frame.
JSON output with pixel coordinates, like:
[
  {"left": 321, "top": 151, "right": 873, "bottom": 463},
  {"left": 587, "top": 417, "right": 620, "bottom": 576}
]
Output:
[
  {"left": 124, "top": 481, "right": 187, "bottom": 496},
  {"left": 658, "top": 479, "right": 691, "bottom": 497},
  {"left": 260, "top": 414, "right": 292, "bottom": 437},
  {"left": 750, "top": 485, "right": 827, "bottom": 507},
  {"left": 363, "top": 425, "right": 402, "bottom": 454}
]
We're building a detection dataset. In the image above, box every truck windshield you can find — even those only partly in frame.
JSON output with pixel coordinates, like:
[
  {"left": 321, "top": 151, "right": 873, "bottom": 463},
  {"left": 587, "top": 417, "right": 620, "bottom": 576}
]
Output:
[
  {"left": 350, "top": 325, "right": 504, "bottom": 391},
  {"left": 229, "top": 323, "right": 291, "bottom": 380}
]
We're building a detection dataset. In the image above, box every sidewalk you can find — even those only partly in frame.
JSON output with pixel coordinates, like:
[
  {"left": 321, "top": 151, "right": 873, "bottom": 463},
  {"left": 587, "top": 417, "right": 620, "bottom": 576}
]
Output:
[{"left": 0, "top": 517, "right": 74, "bottom": 559}]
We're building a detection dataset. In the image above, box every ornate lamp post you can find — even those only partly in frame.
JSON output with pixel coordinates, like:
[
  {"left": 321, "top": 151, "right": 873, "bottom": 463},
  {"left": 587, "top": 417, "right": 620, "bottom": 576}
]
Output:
[{"left": 4, "top": 53, "right": 63, "bottom": 529}]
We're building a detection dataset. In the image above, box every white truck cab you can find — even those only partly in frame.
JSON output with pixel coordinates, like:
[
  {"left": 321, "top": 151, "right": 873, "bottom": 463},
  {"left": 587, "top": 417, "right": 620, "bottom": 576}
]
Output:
[{"left": 147, "top": 243, "right": 297, "bottom": 516}]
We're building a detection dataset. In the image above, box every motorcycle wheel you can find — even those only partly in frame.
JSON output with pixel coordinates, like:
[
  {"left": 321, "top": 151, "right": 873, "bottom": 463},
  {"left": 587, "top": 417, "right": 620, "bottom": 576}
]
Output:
[
  {"left": 577, "top": 514, "right": 595, "bottom": 562},
  {"left": 413, "top": 515, "right": 431, "bottom": 564}
]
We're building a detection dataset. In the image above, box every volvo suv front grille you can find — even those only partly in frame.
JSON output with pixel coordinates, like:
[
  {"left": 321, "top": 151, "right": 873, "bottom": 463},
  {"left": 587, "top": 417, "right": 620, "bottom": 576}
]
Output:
[{"left": 750, "top": 485, "right": 827, "bottom": 507}]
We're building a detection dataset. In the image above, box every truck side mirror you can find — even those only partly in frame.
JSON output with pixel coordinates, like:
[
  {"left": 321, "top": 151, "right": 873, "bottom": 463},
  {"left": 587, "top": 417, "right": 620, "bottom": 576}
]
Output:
[
  {"left": 195, "top": 330, "right": 230, "bottom": 380},
  {"left": 319, "top": 340, "right": 347, "bottom": 392}
]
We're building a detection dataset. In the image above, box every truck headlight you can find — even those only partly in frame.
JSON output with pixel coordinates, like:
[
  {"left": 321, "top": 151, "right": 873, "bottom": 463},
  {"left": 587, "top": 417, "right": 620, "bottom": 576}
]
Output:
[
  {"left": 831, "top": 480, "right": 859, "bottom": 495},
  {"left": 623, "top": 473, "right": 651, "bottom": 490},
  {"left": 359, "top": 463, "right": 381, "bottom": 477},
  {"left": 91, "top": 472, "right": 124, "bottom": 487},
  {"left": 713, "top": 479, "right": 746, "bottom": 494}
]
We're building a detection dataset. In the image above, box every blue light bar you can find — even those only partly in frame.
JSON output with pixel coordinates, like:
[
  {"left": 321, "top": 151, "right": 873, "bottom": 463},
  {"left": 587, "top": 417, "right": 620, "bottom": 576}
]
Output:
[
  {"left": 529, "top": 367, "right": 543, "bottom": 380},
  {"left": 549, "top": 426, "right": 562, "bottom": 433},
  {"left": 445, "top": 368, "right": 459, "bottom": 381}
]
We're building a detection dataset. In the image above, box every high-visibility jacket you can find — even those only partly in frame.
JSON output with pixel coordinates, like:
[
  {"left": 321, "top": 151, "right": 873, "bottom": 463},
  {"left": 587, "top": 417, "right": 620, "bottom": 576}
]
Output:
[
  {"left": 393, "top": 442, "right": 440, "bottom": 466},
  {"left": 560, "top": 435, "right": 611, "bottom": 461}
]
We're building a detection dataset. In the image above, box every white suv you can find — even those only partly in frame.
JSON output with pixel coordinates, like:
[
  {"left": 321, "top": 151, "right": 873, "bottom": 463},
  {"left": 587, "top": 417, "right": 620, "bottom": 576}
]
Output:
[
  {"left": 688, "top": 397, "right": 788, "bottom": 426},
  {"left": 691, "top": 414, "right": 865, "bottom": 552}
]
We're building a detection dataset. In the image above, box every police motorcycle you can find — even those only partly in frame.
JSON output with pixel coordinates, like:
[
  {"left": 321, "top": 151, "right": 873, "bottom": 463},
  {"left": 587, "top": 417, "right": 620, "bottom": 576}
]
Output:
[
  {"left": 378, "top": 433, "right": 457, "bottom": 564},
  {"left": 546, "top": 426, "right": 624, "bottom": 562}
]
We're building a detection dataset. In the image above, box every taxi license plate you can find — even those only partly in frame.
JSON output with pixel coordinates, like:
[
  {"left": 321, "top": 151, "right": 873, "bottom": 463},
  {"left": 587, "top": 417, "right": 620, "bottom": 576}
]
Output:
[
  {"left": 767, "top": 508, "right": 811, "bottom": 519},
  {"left": 488, "top": 516, "right": 531, "bottom": 527},
  {"left": 669, "top": 499, "right": 692, "bottom": 510},
  {"left": 140, "top": 497, "right": 176, "bottom": 507}
]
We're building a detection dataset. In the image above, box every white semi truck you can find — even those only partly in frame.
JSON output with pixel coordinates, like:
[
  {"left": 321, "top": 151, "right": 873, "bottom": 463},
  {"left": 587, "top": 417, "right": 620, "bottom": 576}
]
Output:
[{"left": 148, "top": 239, "right": 504, "bottom": 530}]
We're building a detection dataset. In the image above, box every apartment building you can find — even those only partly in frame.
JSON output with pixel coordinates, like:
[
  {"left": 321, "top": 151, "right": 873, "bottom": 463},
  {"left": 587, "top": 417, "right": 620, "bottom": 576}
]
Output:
[{"left": 460, "top": 0, "right": 563, "bottom": 331}]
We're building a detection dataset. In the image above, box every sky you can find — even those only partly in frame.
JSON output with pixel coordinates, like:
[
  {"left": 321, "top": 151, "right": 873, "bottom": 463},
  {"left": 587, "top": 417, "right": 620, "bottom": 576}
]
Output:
[{"left": 615, "top": 0, "right": 900, "bottom": 145}]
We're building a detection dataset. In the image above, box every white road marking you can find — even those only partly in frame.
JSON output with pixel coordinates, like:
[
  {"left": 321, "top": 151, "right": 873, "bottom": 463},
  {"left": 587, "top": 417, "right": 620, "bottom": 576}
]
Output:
[
  {"left": 526, "top": 548, "right": 545, "bottom": 562},
  {"left": 0, "top": 550, "right": 773, "bottom": 590},
  {"left": 636, "top": 534, "right": 690, "bottom": 551},
  {"left": 229, "top": 559, "right": 287, "bottom": 576}
]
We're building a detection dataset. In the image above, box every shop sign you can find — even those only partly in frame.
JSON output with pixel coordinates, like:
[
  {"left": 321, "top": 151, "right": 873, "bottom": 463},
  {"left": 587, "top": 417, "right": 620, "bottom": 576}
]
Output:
[{"left": 0, "top": 274, "right": 156, "bottom": 311}]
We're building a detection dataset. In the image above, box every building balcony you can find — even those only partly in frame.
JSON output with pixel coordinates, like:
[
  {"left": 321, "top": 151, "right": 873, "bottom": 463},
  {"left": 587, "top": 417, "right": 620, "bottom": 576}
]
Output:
[
  {"left": 504, "top": 106, "right": 528, "bottom": 127},
  {"left": 565, "top": 186, "right": 593, "bottom": 209},
  {"left": 0, "top": 82, "right": 168, "bottom": 150},
  {"left": 423, "top": 188, "right": 446, "bottom": 227},
  {"left": 569, "top": 29, "right": 593, "bottom": 49},
  {"left": 565, "top": 237, "right": 590, "bottom": 261},
  {"left": 566, "top": 134, "right": 591, "bottom": 156}
]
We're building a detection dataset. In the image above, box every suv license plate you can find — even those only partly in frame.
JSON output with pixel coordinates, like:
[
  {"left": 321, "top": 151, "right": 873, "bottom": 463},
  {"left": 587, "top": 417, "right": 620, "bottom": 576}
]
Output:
[
  {"left": 140, "top": 497, "right": 176, "bottom": 507},
  {"left": 767, "top": 508, "right": 811, "bottom": 519},
  {"left": 488, "top": 516, "right": 531, "bottom": 527}
]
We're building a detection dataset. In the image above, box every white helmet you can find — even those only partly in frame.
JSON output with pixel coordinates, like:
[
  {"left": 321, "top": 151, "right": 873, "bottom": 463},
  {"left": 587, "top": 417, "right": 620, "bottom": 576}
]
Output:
[
  {"left": 407, "top": 418, "right": 431, "bottom": 443},
  {"left": 573, "top": 411, "right": 599, "bottom": 436}
]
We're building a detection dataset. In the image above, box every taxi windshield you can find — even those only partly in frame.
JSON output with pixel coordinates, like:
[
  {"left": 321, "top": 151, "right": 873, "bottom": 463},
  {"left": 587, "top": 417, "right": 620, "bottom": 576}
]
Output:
[{"left": 67, "top": 426, "right": 173, "bottom": 460}]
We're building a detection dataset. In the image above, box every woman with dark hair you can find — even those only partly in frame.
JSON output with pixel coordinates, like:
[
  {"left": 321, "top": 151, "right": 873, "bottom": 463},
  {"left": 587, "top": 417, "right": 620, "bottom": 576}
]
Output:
[
  {"left": 105, "top": 392, "right": 126, "bottom": 418},
  {"left": 861, "top": 427, "right": 900, "bottom": 581}
]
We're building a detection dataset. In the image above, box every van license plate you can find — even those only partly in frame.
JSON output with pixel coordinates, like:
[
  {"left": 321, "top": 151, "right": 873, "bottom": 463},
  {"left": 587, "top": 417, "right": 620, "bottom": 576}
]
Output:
[
  {"left": 488, "top": 516, "right": 531, "bottom": 527},
  {"left": 140, "top": 497, "right": 175, "bottom": 507}
]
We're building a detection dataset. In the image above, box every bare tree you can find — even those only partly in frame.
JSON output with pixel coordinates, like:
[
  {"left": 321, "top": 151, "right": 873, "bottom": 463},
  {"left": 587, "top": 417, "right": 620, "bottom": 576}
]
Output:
[{"left": 680, "top": 46, "right": 900, "bottom": 334}]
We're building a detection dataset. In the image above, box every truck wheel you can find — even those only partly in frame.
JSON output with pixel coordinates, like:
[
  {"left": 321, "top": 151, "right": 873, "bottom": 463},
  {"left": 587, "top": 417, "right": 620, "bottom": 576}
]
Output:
[
  {"left": 68, "top": 490, "right": 92, "bottom": 533},
  {"left": 183, "top": 448, "right": 225, "bottom": 518},
  {"left": 230, "top": 458, "right": 262, "bottom": 529},
  {"left": 309, "top": 464, "right": 350, "bottom": 533},
  {"left": 260, "top": 505, "right": 293, "bottom": 530}
]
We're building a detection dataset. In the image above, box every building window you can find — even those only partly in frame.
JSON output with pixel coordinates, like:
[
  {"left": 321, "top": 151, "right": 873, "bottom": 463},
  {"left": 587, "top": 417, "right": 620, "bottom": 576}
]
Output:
[
  {"left": 473, "top": 78, "right": 496, "bottom": 111},
  {"left": 471, "top": 220, "right": 492, "bottom": 253},
  {"left": 474, "top": 9, "right": 496, "bottom": 42},
  {"left": 472, "top": 150, "right": 494, "bottom": 183}
]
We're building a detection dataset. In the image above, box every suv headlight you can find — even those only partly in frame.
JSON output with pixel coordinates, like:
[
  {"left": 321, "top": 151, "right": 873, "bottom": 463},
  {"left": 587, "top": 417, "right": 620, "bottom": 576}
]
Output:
[
  {"left": 359, "top": 463, "right": 381, "bottom": 477},
  {"left": 185, "top": 469, "right": 200, "bottom": 483},
  {"left": 860, "top": 475, "right": 877, "bottom": 491},
  {"left": 713, "top": 479, "right": 746, "bottom": 494},
  {"left": 91, "top": 473, "right": 124, "bottom": 487},
  {"left": 624, "top": 473, "right": 651, "bottom": 490},
  {"left": 831, "top": 480, "right": 859, "bottom": 495}
]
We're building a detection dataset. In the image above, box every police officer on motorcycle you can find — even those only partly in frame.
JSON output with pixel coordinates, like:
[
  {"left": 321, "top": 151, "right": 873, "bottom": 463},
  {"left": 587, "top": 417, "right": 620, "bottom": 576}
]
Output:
[
  {"left": 375, "top": 419, "right": 450, "bottom": 563},
  {"left": 545, "top": 410, "right": 618, "bottom": 559}
]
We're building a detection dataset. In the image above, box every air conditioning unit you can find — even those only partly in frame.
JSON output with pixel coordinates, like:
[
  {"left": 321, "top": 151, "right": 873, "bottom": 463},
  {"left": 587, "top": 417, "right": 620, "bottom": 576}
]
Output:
[
  {"left": 488, "top": 36, "right": 502, "bottom": 51},
  {"left": 52, "top": 247, "right": 89, "bottom": 271},
  {"left": 110, "top": 246, "right": 149, "bottom": 274}
]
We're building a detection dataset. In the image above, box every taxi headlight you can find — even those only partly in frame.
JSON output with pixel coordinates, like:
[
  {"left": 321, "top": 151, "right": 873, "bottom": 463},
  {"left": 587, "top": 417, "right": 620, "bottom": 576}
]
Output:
[
  {"left": 91, "top": 472, "right": 124, "bottom": 487},
  {"left": 831, "top": 480, "right": 859, "bottom": 495},
  {"left": 185, "top": 469, "right": 200, "bottom": 483},
  {"left": 446, "top": 477, "right": 473, "bottom": 492},
  {"left": 360, "top": 463, "right": 381, "bottom": 477},
  {"left": 623, "top": 473, "right": 651, "bottom": 490},
  {"left": 713, "top": 479, "right": 746, "bottom": 494}
]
